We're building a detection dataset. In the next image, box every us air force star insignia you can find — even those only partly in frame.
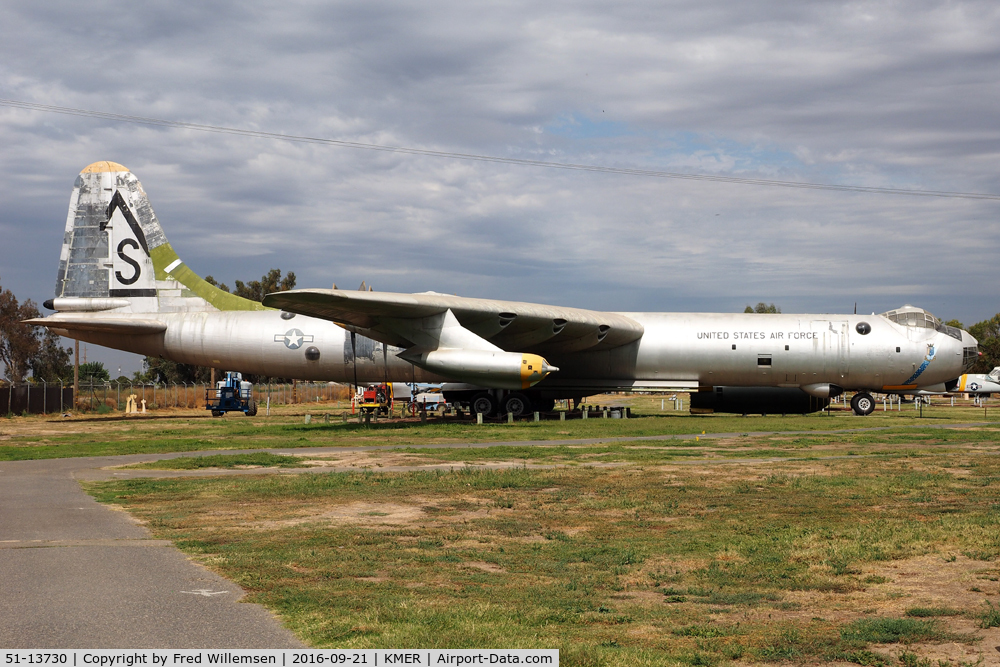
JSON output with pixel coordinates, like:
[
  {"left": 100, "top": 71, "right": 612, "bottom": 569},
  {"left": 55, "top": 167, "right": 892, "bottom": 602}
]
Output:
[
  {"left": 274, "top": 328, "right": 314, "bottom": 350},
  {"left": 970, "top": 382, "right": 980, "bottom": 391}
]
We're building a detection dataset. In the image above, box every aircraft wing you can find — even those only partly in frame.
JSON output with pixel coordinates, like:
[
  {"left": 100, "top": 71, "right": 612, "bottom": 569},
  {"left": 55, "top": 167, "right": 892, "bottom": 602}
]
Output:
[
  {"left": 25, "top": 316, "right": 167, "bottom": 335},
  {"left": 262, "top": 289, "right": 644, "bottom": 354}
]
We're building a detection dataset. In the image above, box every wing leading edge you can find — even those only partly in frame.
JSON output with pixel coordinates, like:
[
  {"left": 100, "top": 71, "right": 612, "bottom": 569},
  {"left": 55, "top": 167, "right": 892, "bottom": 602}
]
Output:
[{"left": 261, "top": 289, "right": 644, "bottom": 355}]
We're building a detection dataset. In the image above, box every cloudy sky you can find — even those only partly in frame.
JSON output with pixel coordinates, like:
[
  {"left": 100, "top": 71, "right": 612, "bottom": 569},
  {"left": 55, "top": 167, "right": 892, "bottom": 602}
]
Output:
[{"left": 1, "top": 0, "right": 998, "bottom": 374}]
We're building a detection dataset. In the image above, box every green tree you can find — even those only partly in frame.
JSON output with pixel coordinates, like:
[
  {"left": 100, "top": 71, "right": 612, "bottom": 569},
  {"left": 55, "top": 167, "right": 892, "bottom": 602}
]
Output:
[
  {"left": 0, "top": 278, "right": 42, "bottom": 382},
  {"left": 31, "top": 329, "right": 73, "bottom": 383},
  {"left": 743, "top": 302, "right": 781, "bottom": 314},
  {"left": 78, "top": 361, "right": 110, "bottom": 383},
  {"left": 137, "top": 357, "right": 214, "bottom": 384},
  {"left": 968, "top": 314, "right": 1000, "bottom": 374},
  {"left": 232, "top": 268, "right": 296, "bottom": 302}
]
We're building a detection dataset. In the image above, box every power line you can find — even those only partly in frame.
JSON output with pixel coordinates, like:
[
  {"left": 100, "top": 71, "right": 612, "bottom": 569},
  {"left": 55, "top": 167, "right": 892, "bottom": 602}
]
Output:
[{"left": 2, "top": 97, "right": 998, "bottom": 201}]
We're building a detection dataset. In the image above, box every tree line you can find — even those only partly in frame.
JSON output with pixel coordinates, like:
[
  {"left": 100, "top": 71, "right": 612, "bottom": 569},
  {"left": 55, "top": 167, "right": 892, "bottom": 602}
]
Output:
[{"left": 0, "top": 275, "right": 73, "bottom": 383}]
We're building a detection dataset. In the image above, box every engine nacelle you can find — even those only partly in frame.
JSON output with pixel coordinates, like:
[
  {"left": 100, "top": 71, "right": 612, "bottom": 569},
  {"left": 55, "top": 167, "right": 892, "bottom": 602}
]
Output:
[
  {"left": 690, "top": 386, "right": 830, "bottom": 415},
  {"left": 403, "top": 348, "right": 558, "bottom": 390}
]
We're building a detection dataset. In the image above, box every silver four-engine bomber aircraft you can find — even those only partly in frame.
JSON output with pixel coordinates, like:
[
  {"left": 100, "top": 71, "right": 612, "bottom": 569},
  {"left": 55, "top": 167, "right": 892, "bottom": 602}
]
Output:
[{"left": 29, "top": 162, "right": 981, "bottom": 416}]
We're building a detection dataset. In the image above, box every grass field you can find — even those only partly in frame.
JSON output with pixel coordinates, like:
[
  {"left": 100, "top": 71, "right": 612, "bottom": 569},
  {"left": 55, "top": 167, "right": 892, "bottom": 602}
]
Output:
[
  {"left": 85, "top": 452, "right": 1000, "bottom": 665},
  {"left": 17, "top": 398, "right": 984, "bottom": 665}
]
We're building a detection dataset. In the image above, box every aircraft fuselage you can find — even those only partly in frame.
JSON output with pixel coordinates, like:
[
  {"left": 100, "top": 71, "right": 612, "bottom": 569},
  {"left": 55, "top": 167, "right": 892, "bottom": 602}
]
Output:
[{"left": 58, "top": 308, "right": 972, "bottom": 394}]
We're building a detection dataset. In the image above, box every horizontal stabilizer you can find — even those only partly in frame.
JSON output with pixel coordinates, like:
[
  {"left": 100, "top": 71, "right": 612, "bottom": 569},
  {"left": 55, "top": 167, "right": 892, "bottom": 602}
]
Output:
[
  {"left": 25, "top": 316, "right": 167, "bottom": 335},
  {"left": 262, "top": 289, "right": 644, "bottom": 354}
]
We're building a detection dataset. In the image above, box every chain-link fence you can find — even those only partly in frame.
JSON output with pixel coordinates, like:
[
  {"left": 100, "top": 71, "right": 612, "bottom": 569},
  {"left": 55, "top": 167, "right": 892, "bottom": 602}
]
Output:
[{"left": 1, "top": 381, "right": 351, "bottom": 415}]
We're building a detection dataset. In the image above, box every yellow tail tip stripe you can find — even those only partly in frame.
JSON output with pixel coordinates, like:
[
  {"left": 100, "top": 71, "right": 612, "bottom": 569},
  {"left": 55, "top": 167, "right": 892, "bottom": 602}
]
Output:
[{"left": 81, "top": 161, "right": 129, "bottom": 173}]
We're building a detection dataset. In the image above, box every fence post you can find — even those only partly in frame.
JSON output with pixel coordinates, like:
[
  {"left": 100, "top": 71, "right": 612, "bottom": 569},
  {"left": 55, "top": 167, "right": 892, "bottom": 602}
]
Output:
[
  {"left": 42, "top": 380, "right": 47, "bottom": 415},
  {"left": 26, "top": 382, "right": 29, "bottom": 415},
  {"left": 60, "top": 381, "right": 64, "bottom": 413}
]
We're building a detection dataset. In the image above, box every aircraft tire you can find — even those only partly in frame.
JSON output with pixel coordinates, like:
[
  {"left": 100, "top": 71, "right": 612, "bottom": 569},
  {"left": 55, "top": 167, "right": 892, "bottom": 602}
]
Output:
[
  {"left": 246, "top": 400, "right": 258, "bottom": 417},
  {"left": 503, "top": 392, "right": 532, "bottom": 418},
  {"left": 851, "top": 392, "right": 875, "bottom": 416},
  {"left": 471, "top": 392, "right": 497, "bottom": 417},
  {"left": 211, "top": 410, "right": 223, "bottom": 418}
]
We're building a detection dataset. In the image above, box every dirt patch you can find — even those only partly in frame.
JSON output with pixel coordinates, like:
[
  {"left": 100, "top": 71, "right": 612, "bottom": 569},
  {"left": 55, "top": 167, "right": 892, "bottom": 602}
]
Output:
[
  {"left": 867, "top": 555, "right": 1000, "bottom": 614},
  {"left": 655, "top": 459, "right": 841, "bottom": 486},
  {"left": 257, "top": 501, "right": 429, "bottom": 528},
  {"left": 285, "top": 563, "right": 314, "bottom": 574},
  {"left": 462, "top": 561, "right": 506, "bottom": 573},
  {"left": 298, "top": 452, "right": 433, "bottom": 468},
  {"left": 714, "top": 554, "right": 1000, "bottom": 664},
  {"left": 248, "top": 495, "right": 513, "bottom": 530}
]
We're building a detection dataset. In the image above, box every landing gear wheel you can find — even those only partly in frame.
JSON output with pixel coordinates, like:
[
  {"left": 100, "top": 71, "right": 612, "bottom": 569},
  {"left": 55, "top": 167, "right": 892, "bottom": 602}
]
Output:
[
  {"left": 211, "top": 410, "right": 223, "bottom": 417},
  {"left": 471, "top": 392, "right": 497, "bottom": 417},
  {"left": 246, "top": 400, "right": 258, "bottom": 417},
  {"left": 503, "top": 392, "right": 532, "bottom": 418},
  {"left": 851, "top": 392, "right": 875, "bottom": 416}
]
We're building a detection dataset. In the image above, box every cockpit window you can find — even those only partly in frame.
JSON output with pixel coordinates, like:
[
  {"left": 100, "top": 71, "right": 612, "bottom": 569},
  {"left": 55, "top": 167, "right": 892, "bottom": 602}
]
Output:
[
  {"left": 881, "top": 306, "right": 939, "bottom": 329},
  {"left": 937, "top": 323, "right": 963, "bottom": 341},
  {"left": 963, "top": 346, "right": 979, "bottom": 372},
  {"left": 880, "top": 305, "right": 964, "bottom": 340}
]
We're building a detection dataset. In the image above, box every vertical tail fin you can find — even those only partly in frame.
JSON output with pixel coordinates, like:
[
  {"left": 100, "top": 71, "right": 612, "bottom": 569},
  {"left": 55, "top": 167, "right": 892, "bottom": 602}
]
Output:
[{"left": 51, "top": 162, "right": 263, "bottom": 313}]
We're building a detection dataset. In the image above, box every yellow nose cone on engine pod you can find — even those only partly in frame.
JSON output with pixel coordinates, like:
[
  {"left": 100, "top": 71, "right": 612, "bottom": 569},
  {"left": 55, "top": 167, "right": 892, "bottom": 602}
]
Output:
[{"left": 520, "top": 354, "right": 559, "bottom": 389}]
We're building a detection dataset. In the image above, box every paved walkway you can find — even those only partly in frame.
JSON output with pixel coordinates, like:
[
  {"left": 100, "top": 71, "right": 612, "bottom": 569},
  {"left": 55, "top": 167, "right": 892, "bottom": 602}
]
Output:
[{"left": 0, "top": 455, "right": 304, "bottom": 649}]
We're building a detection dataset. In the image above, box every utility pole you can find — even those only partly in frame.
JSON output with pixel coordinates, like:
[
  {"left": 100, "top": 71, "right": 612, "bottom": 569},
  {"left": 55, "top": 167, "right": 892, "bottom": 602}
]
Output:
[{"left": 73, "top": 339, "right": 79, "bottom": 409}]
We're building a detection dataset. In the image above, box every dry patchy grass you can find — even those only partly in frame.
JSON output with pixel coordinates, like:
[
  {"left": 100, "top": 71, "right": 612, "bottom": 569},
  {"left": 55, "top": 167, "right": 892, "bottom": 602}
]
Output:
[{"left": 86, "top": 448, "right": 1000, "bottom": 665}]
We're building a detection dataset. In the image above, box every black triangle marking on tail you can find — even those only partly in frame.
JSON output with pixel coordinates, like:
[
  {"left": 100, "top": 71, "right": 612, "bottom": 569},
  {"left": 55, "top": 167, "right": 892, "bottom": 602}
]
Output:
[{"left": 103, "top": 191, "right": 150, "bottom": 255}]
